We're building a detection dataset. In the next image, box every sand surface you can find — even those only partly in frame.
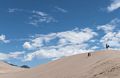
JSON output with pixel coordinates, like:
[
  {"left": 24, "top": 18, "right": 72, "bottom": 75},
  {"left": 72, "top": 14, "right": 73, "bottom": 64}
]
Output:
[
  {"left": 0, "top": 61, "right": 26, "bottom": 74},
  {"left": 0, "top": 50, "right": 120, "bottom": 78}
]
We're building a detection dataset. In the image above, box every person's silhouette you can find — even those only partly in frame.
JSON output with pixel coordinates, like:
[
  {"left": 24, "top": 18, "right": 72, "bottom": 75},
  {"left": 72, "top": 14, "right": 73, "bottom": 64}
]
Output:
[
  {"left": 106, "top": 44, "right": 110, "bottom": 49},
  {"left": 88, "top": 52, "right": 91, "bottom": 57}
]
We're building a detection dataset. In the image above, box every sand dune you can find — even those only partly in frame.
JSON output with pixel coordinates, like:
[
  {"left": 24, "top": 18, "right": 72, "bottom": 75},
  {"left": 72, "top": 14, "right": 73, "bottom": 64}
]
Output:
[
  {"left": 0, "top": 61, "right": 26, "bottom": 74},
  {"left": 0, "top": 50, "right": 120, "bottom": 78}
]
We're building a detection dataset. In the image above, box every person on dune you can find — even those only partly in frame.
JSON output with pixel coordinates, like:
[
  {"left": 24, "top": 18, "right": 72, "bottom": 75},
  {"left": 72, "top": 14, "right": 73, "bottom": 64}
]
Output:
[
  {"left": 106, "top": 44, "right": 110, "bottom": 49},
  {"left": 88, "top": 52, "right": 91, "bottom": 57}
]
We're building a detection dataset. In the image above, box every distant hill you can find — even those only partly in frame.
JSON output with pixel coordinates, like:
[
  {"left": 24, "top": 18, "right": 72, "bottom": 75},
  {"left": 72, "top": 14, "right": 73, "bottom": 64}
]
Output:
[
  {"left": 20, "top": 65, "right": 30, "bottom": 68},
  {"left": 3, "top": 61, "right": 18, "bottom": 67},
  {"left": 3, "top": 61, "right": 30, "bottom": 68}
]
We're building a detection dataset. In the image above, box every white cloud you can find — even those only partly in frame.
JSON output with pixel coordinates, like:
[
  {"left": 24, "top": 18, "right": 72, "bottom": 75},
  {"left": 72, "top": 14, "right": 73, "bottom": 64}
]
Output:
[
  {"left": 91, "top": 46, "right": 99, "bottom": 50},
  {"left": 23, "top": 33, "right": 57, "bottom": 50},
  {"left": 98, "top": 19, "right": 120, "bottom": 49},
  {"left": 32, "top": 11, "right": 48, "bottom": 16},
  {"left": 107, "top": 0, "right": 120, "bottom": 12},
  {"left": 100, "top": 31, "right": 120, "bottom": 48},
  {"left": 55, "top": 6, "right": 68, "bottom": 13},
  {"left": 29, "top": 11, "right": 57, "bottom": 26},
  {"left": 8, "top": 8, "right": 17, "bottom": 13},
  {"left": 97, "top": 24, "right": 115, "bottom": 33},
  {"left": 0, "top": 35, "right": 5, "bottom": 41},
  {"left": 97, "top": 18, "right": 120, "bottom": 33},
  {"left": 23, "top": 28, "right": 97, "bottom": 61},
  {"left": 0, "top": 53, "right": 9, "bottom": 60},
  {"left": 57, "top": 28, "right": 97, "bottom": 44},
  {"left": 8, "top": 8, "right": 57, "bottom": 26},
  {"left": 9, "top": 52, "right": 25, "bottom": 58},
  {"left": 0, "top": 34, "right": 10, "bottom": 43},
  {"left": 8, "top": 8, "right": 23, "bottom": 13},
  {"left": 33, "top": 11, "right": 57, "bottom": 25},
  {"left": 23, "top": 42, "right": 32, "bottom": 49},
  {"left": 0, "top": 51, "right": 24, "bottom": 60}
]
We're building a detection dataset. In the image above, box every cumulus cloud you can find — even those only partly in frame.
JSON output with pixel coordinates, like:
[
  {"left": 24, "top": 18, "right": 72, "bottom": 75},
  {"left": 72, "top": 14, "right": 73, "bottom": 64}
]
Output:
[
  {"left": 97, "top": 24, "right": 115, "bottom": 33},
  {"left": 23, "top": 33, "right": 57, "bottom": 50},
  {"left": 97, "top": 18, "right": 120, "bottom": 33},
  {"left": 107, "top": 0, "right": 120, "bottom": 12},
  {"left": 0, "top": 51, "right": 24, "bottom": 60},
  {"left": 23, "top": 42, "right": 32, "bottom": 49},
  {"left": 0, "top": 34, "right": 10, "bottom": 43},
  {"left": 57, "top": 28, "right": 97, "bottom": 44},
  {"left": 23, "top": 28, "right": 97, "bottom": 61}
]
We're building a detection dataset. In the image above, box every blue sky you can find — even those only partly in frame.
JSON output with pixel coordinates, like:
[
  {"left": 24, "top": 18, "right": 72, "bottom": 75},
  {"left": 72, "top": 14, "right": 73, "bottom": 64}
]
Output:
[{"left": 0, "top": 0, "right": 120, "bottom": 67}]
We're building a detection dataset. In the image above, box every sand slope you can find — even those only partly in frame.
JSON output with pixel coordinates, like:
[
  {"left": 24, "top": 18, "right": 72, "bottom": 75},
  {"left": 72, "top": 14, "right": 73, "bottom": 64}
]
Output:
[
  {"left": 0, "top": 50, "right": 120, "bottom": 78},
  {"left": 0, "top": 61, "right": 26, "bottom": 74}
]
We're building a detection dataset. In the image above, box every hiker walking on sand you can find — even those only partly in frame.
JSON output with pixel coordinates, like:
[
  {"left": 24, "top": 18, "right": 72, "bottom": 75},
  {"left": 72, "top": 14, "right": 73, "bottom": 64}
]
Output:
[{"left": 88, "top": 52, "right": 91, "bottom": 57}]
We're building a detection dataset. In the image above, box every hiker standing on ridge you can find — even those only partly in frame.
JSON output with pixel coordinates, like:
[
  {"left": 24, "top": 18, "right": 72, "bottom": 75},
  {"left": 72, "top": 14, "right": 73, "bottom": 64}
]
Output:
[
  {"left": 105, "top": 39, "right": 110, "bottom": 50},
  {"left": 106, "top": 44, "right": 110, "bottom": 50}
]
